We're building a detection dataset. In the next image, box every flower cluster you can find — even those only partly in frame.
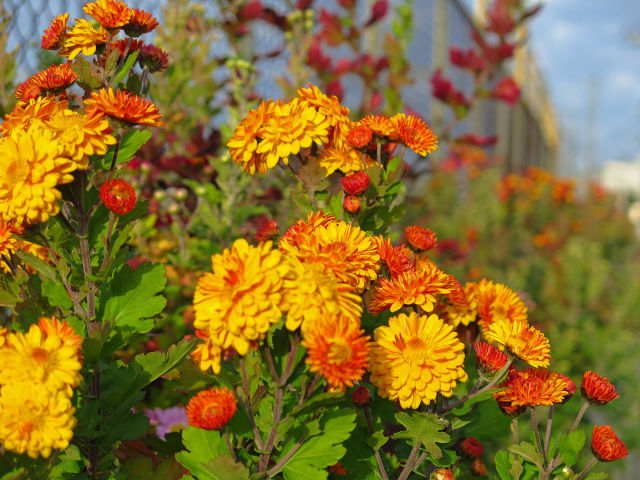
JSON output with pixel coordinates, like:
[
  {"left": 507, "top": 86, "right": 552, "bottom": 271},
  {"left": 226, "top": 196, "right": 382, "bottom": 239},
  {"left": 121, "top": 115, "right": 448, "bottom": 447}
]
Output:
[{"left": 0, "top": 318, "right": 82, "bottom": 458}]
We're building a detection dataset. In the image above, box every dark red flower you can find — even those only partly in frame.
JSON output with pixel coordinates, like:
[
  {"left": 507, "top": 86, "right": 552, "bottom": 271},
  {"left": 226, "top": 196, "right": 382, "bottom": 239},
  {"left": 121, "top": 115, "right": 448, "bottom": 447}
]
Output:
[
  {"left": 460, "top": 437, "right": 483, "bottom": 459},
  {"left": 254, "top": 219, "right": 279, "bottom": 242},
  {"left": 306, "top": 39, "right": 332, "bottom": 71},
  {"left": 492, "top": 77, "right": 520, "bottom": 106},
  {"left": 100, "top": 179, "right": 137, "bottom": 215},
  {"left": 239, "top": 1, "right": 263, "bottom": 20},
  {"left": 351, "top": 385, "right": 372, "bottom": 407},
  {"left": 487, "top": 0, "right": 515, "bottom": 36},
  {"left": 449, "top": 47, "right": 486, "bottom": 74},
  {"left": 456, "top": 133, "right": 498, "bottom": 147},
  {"left": 365, "top": 0, "right": 388, "bottom": 26},
  {"left": 138, "top": 44, "right": 169, "bottom": 73}
]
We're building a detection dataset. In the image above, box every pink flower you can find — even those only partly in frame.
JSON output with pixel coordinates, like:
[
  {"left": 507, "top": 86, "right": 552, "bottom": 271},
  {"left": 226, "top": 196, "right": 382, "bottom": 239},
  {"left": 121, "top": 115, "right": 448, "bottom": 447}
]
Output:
[{"left": 492, "top": 77, "right": 520, "bottom": 105}]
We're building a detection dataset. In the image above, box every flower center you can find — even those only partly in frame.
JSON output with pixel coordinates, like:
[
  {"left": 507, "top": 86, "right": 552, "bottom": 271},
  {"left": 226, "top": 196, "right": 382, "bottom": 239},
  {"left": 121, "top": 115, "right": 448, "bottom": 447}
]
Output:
[
  {"left": 31, "top": 347, "right": 48, "bottom": 364},
  {"left": 17, "top": 421, "right": 35, "bottom": 439},
  {"left": 328, "top": 340, "right": 351, "bottom": 363},
  {"left": 202, "top": 404, "right": 222, "bottom": 421},
  {"left": 6, "top": 159, "right": 29, "bottom": 185},
  {"left": 403, "top": 336, "right": 431, "bottom": 364}
]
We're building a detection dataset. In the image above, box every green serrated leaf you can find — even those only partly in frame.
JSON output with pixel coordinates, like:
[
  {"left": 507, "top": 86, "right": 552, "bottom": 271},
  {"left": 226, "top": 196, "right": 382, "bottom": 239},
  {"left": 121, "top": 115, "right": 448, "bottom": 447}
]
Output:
[
  {"left": 15, "top": 250, "right": 56, "bottom": 281},
  {"left": 112, "top": 50, "right": 139, "bottom": 85},
  {"left": 557, "top": 429, "right": 585, "bottom": 467},
  {"left": 72, "top": 56, "right": 102, "bottom": 89},
  {"left": 41, "top": 277, "right": 73, "bottom": 309},
  {"left": 495, "top": 450, "right": 511, "bottom": 480},
  {"left": 509, "top": 441, "right": 544, "bottom": 468},
  {"left": 394, "top": 411, "right": 450, "bottom": 460},
  {"left": 99, "top": 129, "right": 152, "bottom": 170},
  {"left": 365, "top": 430, "right": 387, "bottom": 450}
]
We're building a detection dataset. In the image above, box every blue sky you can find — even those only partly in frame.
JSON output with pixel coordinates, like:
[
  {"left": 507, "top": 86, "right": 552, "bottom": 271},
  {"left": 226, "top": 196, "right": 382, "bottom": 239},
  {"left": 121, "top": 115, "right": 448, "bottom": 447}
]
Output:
[{"left": 527, "top": 0, "right": 640, "bottom": 173}]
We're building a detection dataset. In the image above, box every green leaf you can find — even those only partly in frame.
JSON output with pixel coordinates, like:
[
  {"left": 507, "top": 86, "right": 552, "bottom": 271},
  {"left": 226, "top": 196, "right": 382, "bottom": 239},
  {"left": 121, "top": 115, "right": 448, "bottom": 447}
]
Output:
[
  {"left": 427, "top": 449, "right": 457, "bottom": 468},
  {"left": 48, "top": 445, "right": 82, "bottom": 478},
  {"left": 176, "top": 427, "right": 250, "bottom": 480},
  {"left": 72, "top": 56, "right": 101, "bottom": 89},
  {"left": 451, "top": 388, "right": 502, "bottom": 415},
  {"left": 366, "top": 430, "right": 387, "bottom": 450},
  {"left": 508, "top": 441, "right": 544, "bottom": 468},
  {"left": 279, "top": 408, "right": 356, "bottom": 479},
  {"left": 557, "top": 429, "right": 585, "bottom": 467},
  {"left": 100, "top": 262, "right": 167, "bottom": 332},
  {"left": 105, "top": 412, "right": 149, "bottom": 444},
  {"left": 112, "top": 50, "right": 139, "bottom": 85},
  {"left": 495, "top": 450, "right": 511, "bottom": 480},
  {"left": 41, "top": 277, "right": 73, "bottom": 309},
  {"left": 394, "top": 411, "right": 450, "bottom": 460},
  {"left": 15, "top": 250, "right": 56, "bottom": 281},
  {"left": 328, "top": 193, "right": 343, "bottom": 219},
  {"left": 99, "top": 129, "right": 151, "bottom": 169},
  {"left": 584, "top": 473, "right": 608, "bottom": 480}
]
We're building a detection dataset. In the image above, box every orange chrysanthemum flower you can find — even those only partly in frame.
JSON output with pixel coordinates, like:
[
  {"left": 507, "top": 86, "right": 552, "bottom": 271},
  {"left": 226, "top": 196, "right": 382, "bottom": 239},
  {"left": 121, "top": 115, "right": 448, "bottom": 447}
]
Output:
[
  {"left": 319, "top": 145, "right": 374, "bottom": 175},
  {"left": 493, "top": 368, "right": 568, "bottom": 407},
  {"left": 391, "top": 113, "right": 438, "bottom": 156},
  {"left": 84, "top": 0, "right": 133, "bottom": 30},
  {"left": 369, "top": 263, "right": 454, "bottom": 314},
  {"left": 581, "top": 371, "right": 620, "bottom": 406},
  {"left": 278, "top": 211, "right": 335, "bottom": 247},
  {"left": 296, "top": 83, "right": 351, "bottom": 129},
  {"left": 14, "top": 79, "right": 43, "bottom": 102},
  {"left": 1, "top": 97, "right": 68, "bottom": 135},
  {"left": 186, "top": 387, "right": 237, "bottom": 430},
  {"left": 591, "top": 426, "right": 628, "bottom": 462},
  {"left": 227, "top": 100, "right": 276, "bottom": 174},
  {"left": 37, "top": 317, "right": 83, "bottom": 355},
  {"left": 59, "top": 18, "right": 108, "bottom": 60},
  {"left": 370, "top": 312, "right": 468, "bottom": 408},
  {"left": 41, "top": 13, "right": 69, "bottom": 50},
  {"left": 85, "top": 88, "right": 162, "bottom": 127},
  {"left": 474, "top": 341, "right": 508, "bottom": 374},
  {"left": 343, "top": 195, "right": 361, "bottom": 213},
  {"left": 104, "top": 38, "right": 144, "bottom": 64},
  {"left": 372, "top": 235, "right": 415, "bottom": 279},
  {"left": 484, "top": 318, "right": 550, "bottom": 368},
  {"left": 100, "top": 179, "right": 136, "bottom": 215},
  {"left": 474, "top": 280, "right": 528, "bottom": 332},
  {"left": 302, "top": 316, "right": 370, "bottom": 391},
  {"left": 124, "top": 8, "right": 159, "bottom": 37},
  {"left": 346, "top": 125, "right": 373, "bottom": 149},
  {"left": 31, "top": 63, "right": 78, "bottom": 94},
  {"left": 341, "top": 171, "right": 370, "bottom": 195},
  {"left": 558, "top": 374, "right": 577, "bottom": 403},
  {"left": 358, "top": 115, "right": 394, "bottom": 137},
  {"left": 191, "top": 330, "right": 223, "bottom": 374},
  {"left": 431, "top": 468, "right": 454, "bottom": 480},
  {"left": 405, "top": 225, "right": 438, "bottom": 252},
  {"left": 254, "top": 219, "right": 279, "bottom": 242},
  {"left": 441, "top": 282, "right": 478, "bottom": 327}
]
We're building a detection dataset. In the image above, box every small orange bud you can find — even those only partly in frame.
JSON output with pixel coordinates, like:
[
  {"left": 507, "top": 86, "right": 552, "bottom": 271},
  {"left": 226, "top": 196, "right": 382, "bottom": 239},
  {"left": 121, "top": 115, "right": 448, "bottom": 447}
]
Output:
[
  {"left": 430, "top": 468, "right": 454, "bottom": 480},
  {"left": 351, "top": 385, "right": 372, "bottom": 407},
  {"left": 405, "top": 225, "right": 437, "bottom": 251},
  {"left": 471, "top": 459, "right": 486, "bottom": 476},
  {"left": 100, "top": 179, "right": 136, "bottom": 215},
  {"left": 343, "top": 195, "right": 361, "bottom": 214},
  {"left": 254, "top": 219, "right": 279, "bottom": 242}
]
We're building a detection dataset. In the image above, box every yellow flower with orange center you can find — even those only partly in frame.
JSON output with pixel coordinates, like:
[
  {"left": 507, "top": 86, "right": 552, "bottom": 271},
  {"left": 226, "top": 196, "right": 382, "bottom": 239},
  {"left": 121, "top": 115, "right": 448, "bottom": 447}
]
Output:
[
  {"left": 45, "top": 109, "right": 116, "bottom": 167},
  {"left": 193, "top": 239, "right": 288, "bottom": 355},
  {"left": 390, "top": 113, "right": 438, "bottom": 156},
  {"left": 32, "top": 63, "right": 78, "bottom": 94},
  {"left": 0, "top": 97, "right": 68, "bottom": 135},
  {"left": 302, "top": 316, "right": 370, "bottom": 391},
  {"left": 370, "top": 312, "right": 467, "bottom": 408},
  {"left": 369, "top": 263, "right": 454, "bottom": 314},
  {"left": 318, "top": 145, "right": 375, "bottom": 175},
  {"left": 191, "top": 330, "right": 223, "bottom": 375},
  {"left": 0, "top": 125, "right": 77, "bottom": 227},
  {"left": 85, "top": 87, "right": 162, "bottom": 127},
  {"left": 0, "top": 384, "right": 76, "bottom": 458},
  {"left": 0, "top": 323, "right": 82, "bottom": 395},
  {"left": 41, "top": 13, "right": 69, "bottom": 50},
  {"left": 282, "top": 256, "right": 362, "bottom": 331},
  {"left": 227, "top": 100, "right": 276, "bottom": 174},
  {"left": 494, "top": 368, "right": 568, "bottom": 407},
  {"left": 474, "top": 279, "right": 528, "bottom": 332},
  {"left": 255, "top": 98, "right": 330, "bottom": 169},
  {"left": 60, "top": 18, "right": 108, "bottom": 60},
  {"left": 484, "top": 317, "right": 550, "bottom": 368},
  {"left": 83, "top": 0, "right": 133, "bottom": 30}
]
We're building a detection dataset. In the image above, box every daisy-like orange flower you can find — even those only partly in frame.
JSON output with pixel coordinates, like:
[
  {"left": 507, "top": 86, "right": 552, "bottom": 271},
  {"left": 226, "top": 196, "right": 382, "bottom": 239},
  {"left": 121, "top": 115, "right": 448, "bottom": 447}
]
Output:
[
  {"left": 302, "top": 316, "right": 370, "bottom": 391},
  {"left": 369, "top": 263, "right": 454, "bottom": 314},
  {"left": 581, "top": 371, "right": 619, "bottom": 405},
  {"left": 14, "top": 78, "right": 43, "bottom": 102},
  {"left": 41, "top": 13, "right": 69, "bottom": 50},
  {"left": 346, "top": 125, "right": 373, "bottom": 149},
  {"left": 85, "top": 87, "right": 162, "bottom": 127},
  {"left": 591, "top": 426, "right": 628, "bottom": 462},
  {"left": 493, "top": 368, "right": 569, "bottom": 407},
  {"left": 186, "top": 387, "right": 237, "bottom": 430},
  {"left": 370, "top": 312, "right": 468, "bottom": 408},
  {"left": 474, "top": 280, "right": 528, "bottom": 332},
  {"left": 124, "top": 8, "right": 159, "bottom": 37},
  {"left": 1, "top": 97, "right": 68, "bottom": 135},
  {"left": 484, "top": 317, "right": 550, "bottom": 368},
  {"left": 282, "top": 256, "right": 362, "bottom": 331},
  {"left": 405, "top": 225, "right": 437, "bottom": 252},
  {"left": 278, "top": 211, "right": 335, "bottom": 247},
  {"left": 227, "top": 100, "right": 276, "bottom": 174},
  {"left": 31, "top": 63, "right": 78, "bottom": 94},
  {"left": 100, "top": 179, "right": 136, "bottom": 215},
  {"left": 84, "top": 0, "right": 133, "bottom": 30},
  {"left": 474, "top": 341, "right": 508, "bottom": 374},
  {"left": 191, "top": 330, "right": 223, "bottom": 374},
  {"left": 391, "top": 113, "right": 438, "bottom": 156},
  {"left": 358, "top": 115, "right": 394, "bottom": 137},
  {"left": 372, "top": 235, "right": 415, "bottom": 279},
  {"left": 59, "top": 18, "right": 108, "bottom": 60}
]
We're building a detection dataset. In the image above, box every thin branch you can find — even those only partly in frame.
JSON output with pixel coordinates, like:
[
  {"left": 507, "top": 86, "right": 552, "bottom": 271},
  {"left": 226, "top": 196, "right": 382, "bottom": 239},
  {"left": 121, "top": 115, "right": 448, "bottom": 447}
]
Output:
[
  {"left": 364, "top": 405, "right": 389, "bottom": 480},
  {"left": 574, "top": 458, "right": 598, "bottom": 480},
  {"left": 398, "top": 442, "right": 422, "bottom": 480},
  {"left": 544, "top": 405, "right": 554, "bottom": 460},
  {"left": 223, "top": 430, "right": 237, "bottom": 463},
  {"left": 265, "top": 436, "right": 307, "bottom": 478},
  {"left": 239, "top": 357, "right": 265, "bottom": 450},
  {"left": 530, "top": 407, "right": 547, "bottom": 468}
]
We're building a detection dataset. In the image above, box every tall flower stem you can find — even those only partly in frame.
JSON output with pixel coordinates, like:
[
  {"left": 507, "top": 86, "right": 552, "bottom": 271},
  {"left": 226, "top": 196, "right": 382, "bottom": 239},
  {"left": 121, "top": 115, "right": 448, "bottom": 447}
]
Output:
[
  {"left": 363, "top": 405, "right": 389, "bottom": 480},
  {"left": 544, "top": 405, "right": 554, "bottom": 460},
  {"left": 574, "top": 458, "right": 598, "bottom": 480},
  {"left": 398, "top": 441, "right": 421, "bottom": 480},
  {"left": 530, "top": 407, "right": 547, "bottom": 469},
  {"left": 239, "top": 357, "right": 265, "bottom": 451},
  {"left": 570, "top": 401, "right": 589, "bottom": 433}
]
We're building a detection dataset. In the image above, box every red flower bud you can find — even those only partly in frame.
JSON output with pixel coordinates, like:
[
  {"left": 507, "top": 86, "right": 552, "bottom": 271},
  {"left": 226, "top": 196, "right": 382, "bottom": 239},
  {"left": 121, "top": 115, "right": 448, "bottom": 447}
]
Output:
[
  {"left": 351, "top": 385, "right": 372, "bottom": 407},
  {"left": 343, "top": 195, "right": 361, "bottom": 214},
  {"left": 254, "top": 219, "right": 279, "bottom": 242},
  {"left": 581, "top": 371, "right": 619, "bottom": 406},
  {"left": 460, "top": 437, "right": 483, "bottom": 459},
  {"left": 239, "top": 1, "right": 263, "bottom": 20},
  {"left": 341, "top": 172, "right": 371, "bottom": 195},
  {"left": 492, "top": 77, "right": 520, "bottom": 106},
  {"left": 471, "top": 459, "right": 486, "bottom": 476},
  {"left": 100, "top": 179, "right": 136, "bottom": 215}
]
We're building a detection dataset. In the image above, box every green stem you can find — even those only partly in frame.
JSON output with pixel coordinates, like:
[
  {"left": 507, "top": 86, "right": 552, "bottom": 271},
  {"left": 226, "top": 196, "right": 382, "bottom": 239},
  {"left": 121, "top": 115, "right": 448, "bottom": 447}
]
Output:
[
  {"left": 574, "top": 458, "right": 598, "bottom": 480},
  {"left": 239, "top": 357, "right": 265, "bottom": 451},
  {"left": 363, "top": 405, "right": 389, "bottom": 480},
  {"left": 530, "top": 407, "right": 547, "bottom": 469}
]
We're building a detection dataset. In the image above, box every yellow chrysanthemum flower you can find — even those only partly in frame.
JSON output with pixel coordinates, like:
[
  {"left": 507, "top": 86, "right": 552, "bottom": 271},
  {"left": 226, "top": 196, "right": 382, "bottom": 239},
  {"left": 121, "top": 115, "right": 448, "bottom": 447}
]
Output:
[
  {"left": 279, "top": 211, "right": 336, "bottom": 249},
  {"left": 442, "top": 282, "right": 479, "bottom": 327},
  {"left": 318, "top": 146, "right": 375, "bottom": 175},
  {"left": 227, "top": 100, "right": 275, "bottom": 174},
  {"left": 45, "top": 109, "right": 116, "bottom": 167},
  {"left": 369, "top": 263, "right": 454, "bottom": 314},
  {"left": 0, "top": 125, "right": 77, "bottom": 227},
  {"left": 474, "top": 280, "right": 528, "bottom": 332},
  {"left": 302, "top": 316, "right": 370, "bottom": 391},
  {"left": 0, "top": 97, "right": 68, "bottom": 135},
  {"left": 255, "top": 98, "right": 330, "bottom": 169},
  {"left": 0, "top": 217, "right": 49, "bottom": 275},
  {"left": 193, "top": 239, "right": 288, "bottom": 355},
  {"left": 370, "top": 312, "right": 468, "bottom": 408},
  {"left": 191, "top": 330, "right": 223, "bottom": 375},
  {"left": 0, "top": 323, "right": 82, "bottom": 395},
  {"left": 0, "top": 384, "right": 76, "bottom": 458},
  {"left": 60, "top": 18, "right": 108, "bottom": 60},
  {"left": 282, "top": 256, "right": 362, "bottom": 331},
  {"left": 484, "top": 317, "right": 551, "bottom": 368}
]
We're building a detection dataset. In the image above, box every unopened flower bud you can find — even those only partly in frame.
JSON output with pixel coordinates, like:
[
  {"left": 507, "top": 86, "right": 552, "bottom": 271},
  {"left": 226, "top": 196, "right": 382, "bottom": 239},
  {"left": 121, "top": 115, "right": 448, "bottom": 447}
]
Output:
[
  {"left": 351, "top": 386, "right": 372, "bottom": 407},
  {"left": 174, "top": 188, "right": 188, "bottom": 201},
  {"left": 471, "top": 459, "right": 486, "bottom": 476},
  {"left": 430, "top": 468, "right": 454, "bottom": 480},
  {"left": 167, "top": 202, "right": 180, "bottom": 214},
  {"left": 460, "top": 437, "right": 483, "bottom": 459},
  {"left": 341, "top": 171, "right": 370, "bottom": 195},
  {"left": 153, "top": 190, "right": 166, "bottom": 201},
  {"left": 343, "top": 195, "right": 361, "bottom": 214},
  {"left": 194, "top": 185, "right": 207, "bottom": 196},
  {"left": 100, "top": 179, "right": 136, "bottom": 215}
]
